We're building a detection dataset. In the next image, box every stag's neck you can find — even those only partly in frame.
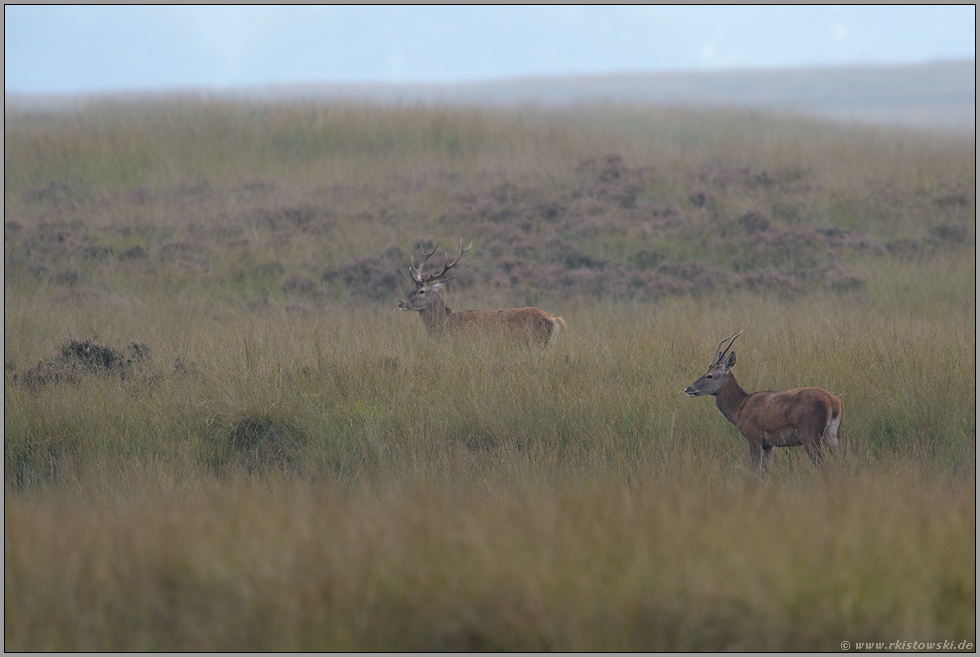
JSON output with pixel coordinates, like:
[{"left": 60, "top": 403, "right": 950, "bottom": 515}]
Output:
[
  {"left": 419, "top": 294, "right": 452, "bottom": 334},
  {"left": 715, "top": 373, "right": 750, "bottom": 426}
]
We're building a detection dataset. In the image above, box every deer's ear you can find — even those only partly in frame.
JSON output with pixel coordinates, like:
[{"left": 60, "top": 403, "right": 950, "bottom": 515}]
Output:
[
  {"left": 724, "top": 351, "right": 736, "bottom": 370},
  {"left": 429, "top": 280, "right": 447, "bottom": 291}
]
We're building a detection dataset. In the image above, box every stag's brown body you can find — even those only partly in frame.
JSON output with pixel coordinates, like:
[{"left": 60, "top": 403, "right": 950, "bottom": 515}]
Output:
[
  {"left": 685, "top": 332, "right": 843, "bottom": 474},
  {"left": 424, "top": 302, "right": 566, "bottom": 345},
  {"left": 398, "top": 239, "right": 566, "bottom": 346}
]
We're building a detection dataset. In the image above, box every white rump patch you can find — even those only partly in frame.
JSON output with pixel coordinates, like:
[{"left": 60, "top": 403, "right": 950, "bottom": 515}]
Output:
[{"left": 824, "top": 415, "right": 841, "bottom": 448}]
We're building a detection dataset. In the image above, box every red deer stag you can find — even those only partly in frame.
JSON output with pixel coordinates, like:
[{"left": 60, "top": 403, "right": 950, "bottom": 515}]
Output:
[
  {"left": 684, "top": 332, "right": 843, "bottom": 475},
  {"left": 397, "top": 238, "right": 566, "bottom": 345}
]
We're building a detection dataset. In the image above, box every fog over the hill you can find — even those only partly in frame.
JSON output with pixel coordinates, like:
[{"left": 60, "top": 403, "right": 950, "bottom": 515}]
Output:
[{"left": 4, "top": 6, "right": 975, "bottom": 95}]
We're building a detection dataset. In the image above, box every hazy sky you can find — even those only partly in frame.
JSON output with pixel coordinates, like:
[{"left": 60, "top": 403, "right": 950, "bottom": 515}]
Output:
[{"left": 4, "top": 5, "right": 976, "bottom": 95}]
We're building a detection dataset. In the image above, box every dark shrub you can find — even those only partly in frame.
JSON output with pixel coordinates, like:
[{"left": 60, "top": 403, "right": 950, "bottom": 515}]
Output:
[
  {"left": 210, "top": 413, "right": 308, "bottom": 474},
  {"left": 119, "top": 245, "right": 147, "bottom": 260},
  {"left": 21, "top": 339, "right": 150, "bottom": 388},
  {"left": 629, "top": 250, "right": 665, "bottom": 269},
  {"left": 576, "top": 153, "right": 626, "bottom": 183},
  {"left": 929, "top": 224, "right": 969, "bottom": 243},
  {"left": 736, "top": 211, "right": 771, "bottom": 234},
  {"left": 321, "top": 246, "right": 407, "bottom": 300}
]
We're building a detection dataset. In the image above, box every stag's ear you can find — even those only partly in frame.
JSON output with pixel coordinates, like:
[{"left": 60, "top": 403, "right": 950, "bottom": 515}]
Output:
[
  {"left": 429, "top": 280, "right": 447, "bottom": 291},
  {"left": 724, "top": 351, "right": 736, "bottom": 370}
]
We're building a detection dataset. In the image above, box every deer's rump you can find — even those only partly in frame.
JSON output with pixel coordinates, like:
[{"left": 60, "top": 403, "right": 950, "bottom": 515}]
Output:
[{"left": 736, "top": 387, "right": 842, "bottom": 446}]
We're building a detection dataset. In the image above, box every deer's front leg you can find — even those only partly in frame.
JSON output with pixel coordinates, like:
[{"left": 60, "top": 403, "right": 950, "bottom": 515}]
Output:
[{"left": 746, "top": 440, "right": 765, "bottom": 475}]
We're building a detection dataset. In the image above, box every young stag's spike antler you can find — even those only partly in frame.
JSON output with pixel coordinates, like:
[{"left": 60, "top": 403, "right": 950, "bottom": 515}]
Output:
[
  {"left": 684, "top": 331, "right": 843, "bottom": 476},
  {"left": 714, "top": 331, "right": 743, "bottom": 364}
]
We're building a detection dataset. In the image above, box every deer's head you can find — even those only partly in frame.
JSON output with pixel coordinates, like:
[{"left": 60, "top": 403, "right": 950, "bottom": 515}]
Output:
[
  {"left": 397, "top": 238, "right": 471, "bottom": 313},
  {"left": 684, "top": 331, "right": 742, "bottom": 397}
]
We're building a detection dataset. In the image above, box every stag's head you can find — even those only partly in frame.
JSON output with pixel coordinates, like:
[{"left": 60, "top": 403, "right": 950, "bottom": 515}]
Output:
[
  {"left": 397, "top": 238, "right": 471, "bottom": 313},
  {"left": 684, "top": 331, "right": 742, "bottom": 397}
]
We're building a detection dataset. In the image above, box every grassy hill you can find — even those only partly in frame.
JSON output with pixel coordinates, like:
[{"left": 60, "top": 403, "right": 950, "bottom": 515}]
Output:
[
  {"left": 6, "top": 60, "right": 975, "bottom": 131},
  {"left": 4, "top": 96, "right": 975, "bottom": 650}
]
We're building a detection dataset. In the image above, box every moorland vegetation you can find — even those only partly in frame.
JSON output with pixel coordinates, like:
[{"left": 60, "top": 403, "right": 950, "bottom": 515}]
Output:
[{"left": 4, "top": 98, "right": 975, "bottom": 650}]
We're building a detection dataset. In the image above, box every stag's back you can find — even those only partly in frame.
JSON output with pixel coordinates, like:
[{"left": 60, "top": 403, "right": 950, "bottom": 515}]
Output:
[
  {"left": 448, "top": 307, "right": 565, "bottom": 345},
  {"left": 738, "top": 387, "right": 843, "bottom": 437}
]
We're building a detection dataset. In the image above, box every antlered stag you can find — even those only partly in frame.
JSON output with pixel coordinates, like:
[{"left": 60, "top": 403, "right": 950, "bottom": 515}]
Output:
[
  {"left": 397, "top": 238, "right": 566, "bottom": 345},
  {"left": 684, "top": 332, "right": 843, "bottom": 475}
]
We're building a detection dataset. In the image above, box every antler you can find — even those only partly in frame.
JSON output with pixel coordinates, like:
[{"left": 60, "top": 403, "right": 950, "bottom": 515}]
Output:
[
  {"left": 409, "top": 242, "right": 440, "bottom": 283},
  {"left": 713, "top": 331, "right": 743, "bottom": 364},
  {"left": 409, "top": 237, "right": 472, "bottom": 284}
]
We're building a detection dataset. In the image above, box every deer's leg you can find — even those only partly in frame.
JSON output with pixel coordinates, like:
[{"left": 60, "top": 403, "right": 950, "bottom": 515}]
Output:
[
  {"left": 761, "top": 444, "right": 774, "bottom": 474},
  {"left": 746, "top": 440, "right": 766, "bottom": 476},
  {"left": 803, "top": 438, "right": 824, "bottom": 468}
]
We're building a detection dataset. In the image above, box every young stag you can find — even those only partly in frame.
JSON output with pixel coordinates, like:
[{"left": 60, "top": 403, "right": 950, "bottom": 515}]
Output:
[
  {"left": 397, "top": 238, "right": 566, "bottom": 345},
  {"left": 684, "top": 332, "right": 843, "bottom": 475}
]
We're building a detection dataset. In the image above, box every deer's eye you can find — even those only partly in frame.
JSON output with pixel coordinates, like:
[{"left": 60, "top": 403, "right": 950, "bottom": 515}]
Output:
[
  {"left": 705, "top": 374, "right": 713, "bottom": 379},
  {"left": 418, "top": 289, "right": 425, "bottom": 295}
]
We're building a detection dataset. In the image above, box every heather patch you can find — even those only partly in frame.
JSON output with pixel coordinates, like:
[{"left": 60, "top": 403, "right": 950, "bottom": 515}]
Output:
[
  {"left": 18, "top": 339, "right": 150, "bottom": 388},
  {"left": 320, "top": 245, "right": 411, "bottom": 301}
]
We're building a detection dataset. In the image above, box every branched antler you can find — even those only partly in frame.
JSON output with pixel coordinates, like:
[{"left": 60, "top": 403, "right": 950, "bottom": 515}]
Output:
[
  {"left": 409, "top": 237, "right": 472, "bottom": 284},
  {"left": 409, "top": 242, "right": 440, "bottom": 283}
]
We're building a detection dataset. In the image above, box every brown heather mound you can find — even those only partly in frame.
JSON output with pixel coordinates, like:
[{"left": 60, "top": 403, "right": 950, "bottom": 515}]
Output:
[
  {"left": 19, "top": 338, "right": 150, "bottom": 388},
  {"left": 3, "top": 101, "right": 974, "bottom": 311},
  {"left": 300, "top": 153, "right": 969, "bottom": 305}
]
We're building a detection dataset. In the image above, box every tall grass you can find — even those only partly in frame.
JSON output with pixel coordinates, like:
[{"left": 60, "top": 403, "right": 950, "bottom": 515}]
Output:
[
  {"left": 5, "top": 467, "right": 975, "bottom": 651},
  {"left": 4, "top": 97, "right": 975, "bottom": 650},
  {"left": 6, "top": 101, "right": 973, "bottom": 235},
  {"left": 4, "top": 284, "right": 975, "bottom": 484}
]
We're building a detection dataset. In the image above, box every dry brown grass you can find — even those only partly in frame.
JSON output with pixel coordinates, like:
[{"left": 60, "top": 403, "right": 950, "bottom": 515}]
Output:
[
  {"left": 5, "top": 464, "right": 974, "bottom": 651},
  {"left": 4, "top": 97, "right": 975, "bottom": 650}
]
